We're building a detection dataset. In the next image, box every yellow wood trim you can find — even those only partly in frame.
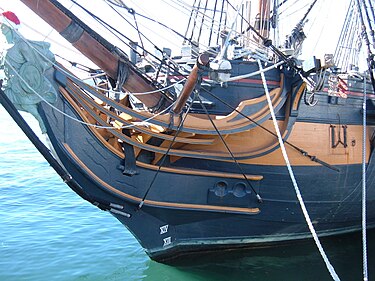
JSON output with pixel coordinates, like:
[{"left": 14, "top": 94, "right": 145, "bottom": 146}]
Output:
[
  {"left": 69, "top": 76, "right": 286, "bottom": 133},
  {"left": 59, "top": 86, "right": 263, "bottom": 180},
  {"left": 59, "top": 86, "right": 123, "bottom": 156},
  {"left": 62, "top": 84, "right": 279, "bottom": 159},
  {"left": 65, "top": 79, "right": 216, "bottom": 145},
  {"left": 138, "top": 162, "right": 263, "bottom": 180},
  {"left": 63, "top": 143, "right": 260, "bottom": 214},
  {"left": 292, "top": 83, "right": 306, "bottom": 111},
  {"left": 57, "top": 88, "right": 375, "bottom": 169},
  {"left": 224, "top": 85, "right": 284, "bottom": 123}
]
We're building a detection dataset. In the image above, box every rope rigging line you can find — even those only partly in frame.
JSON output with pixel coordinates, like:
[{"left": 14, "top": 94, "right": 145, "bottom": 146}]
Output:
[
  {"left": 257, "top": 60, "right": 341, "bottom": 281},
  {"left": 55, "top": 54, "right": 101, "bottom": 75},
  {"left": 224, "top": 60, "right": 285, "bottom": 82},
  {"left": 362, "top": 76, "right": 369, "bottom": 281},
  {"left": 298, "top": 0, "right": 318, "bottom": 25},
  {"left": 170, "top": 0, "right": 257, "bottom": 50},
  {"left": 229, "top": 9, "right": 304, "bottom": 75},
  {"left": 196, "top": 0, "right": 209, "bottom": 44},
  {"left": 198, "top": 77, "right": 339, "bottom": 172},
  {"left": 355, "top": 0, "right": 375, "bottom": 94},
  {"left": 208, "top": 0, "right": 219, "bottom": 46},
  {"left": 181, "top": 0, "right": 228, "bottom": 41},
  {"left": 55, "top": 52, "right": 187, "bottom": 96},
  {"left": 105, "top": 0, "right": 199, "bottom": 50},
  {"left": 216, "top": 0, "right": 226, "bottom": 45},
  {"left": 197, "top": 94, "right": 263, "bottom": 203},
  {"left": 6, "top": 23, "right": 188, "bottom": 99},
  {"left": 69, "top": 0, "right": 208, "bottom": 91},
  {"left": 277, "top": 1, "right": 310, "bottom": 19},
  {"left": 110, "top": 0, "right": 280, "bottom": 61},
  {"left": 17, "top": 21, "right": 81, "bottom": 56},
  {"left": 70, "top": 0, "right": 169, "bottom": 68},
  {"left": 130, "top": 10, "right": 146, "bottom": 57},
  {"left": 70, "top": 0, "right": 198, "bottom": 85},
  {"left": 61, "top": 1, "right": 231, "bottom": 93},
  {"left": 188, "top": 0, "right": 202, "bottom": 43},
  {"left": 65, "top": 0, "right": 178, "bottom": 94},
  {"left": 334, "top": 1, "right": 361, "bottom": 71},
  {"left": 361, "top": 0, "right": 375, "bottom": 48},
  {"left": 2, "top": 56, "right": 175, "bottom": 130},
  {"left": 182, "top": 0, "right": 198, "bottom": 44},
  {"left": 138, "top": 93, "right": 197, "bottom": 209},
  {"left": 365, "top": 0, "right": 375, "bottom": 28}
]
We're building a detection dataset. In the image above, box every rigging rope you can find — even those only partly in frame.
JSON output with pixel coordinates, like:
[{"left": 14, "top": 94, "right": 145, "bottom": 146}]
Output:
[
  {"left": 189, "top": 0, "right": 202, "bottom": 43},
  {"left": 197, "top": 95, "right": 262, "bottom": 202},
  {"left": 334, "top": 1, "right": 361, "bottom": 71},
  {"left": 362, "top": 76, "right": 368, "bottom": 281},
  {"left": 225, "top": 60, "right": 284, "bottom": 81},
  {"left": 2, "top": 56, "right": 175, "bottom": 130},
  {"left": 208, "top": 0, "right": 219, "bottom": 46},
  {"left": 257, "top": 60, "right": 341, "bottom": 281},
  {"left": 197, "top": 0, "right": 209, "bottom": 44},
  {"left": 362, "top": 0, "right": 375, "bottom": 48},
  {"left": 105, "top": 0, "right": 196, "bottom": 49},
  {"left": 355, "top": 0, "right": 375, "bottom": 93},
  {"left": 2, "top": 4, "right": 336, "bottom": 172},
  {"left": 71, "top": 0, "right": 195, "bottom": 84},
  {"left": 216, "top": 0, "right": 226, "bottom": 45},
  {"left": 199, "top": 80, "right": 339, "bottom": 172},
  {"left": 7, "top": 24, "right": 186, "bottom": 98},
  {"left": 365, "top": 0, "right": 375, "bottom": 30},
  {"left": 130, "top": 9, "right": 146, "bottom": 57},
  {"left": 138, "top": 92, "right": 196, "bottom": 209},
  {"left": 183, "top": 0, "right": 198, "bottom": 44}
]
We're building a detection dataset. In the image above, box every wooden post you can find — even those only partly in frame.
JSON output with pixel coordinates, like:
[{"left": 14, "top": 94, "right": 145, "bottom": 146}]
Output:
[{"left": 171, "top": 53, "right": 209, "bottom": 115}]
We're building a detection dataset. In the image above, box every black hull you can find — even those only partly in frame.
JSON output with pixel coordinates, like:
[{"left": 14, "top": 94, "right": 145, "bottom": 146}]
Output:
[{"left": 34, "top": 90, "right": 375, "bottom": 262}]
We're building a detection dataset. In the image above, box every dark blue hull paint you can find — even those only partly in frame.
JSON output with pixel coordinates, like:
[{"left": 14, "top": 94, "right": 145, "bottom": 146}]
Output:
[{"left": 38, "top": 91, "right": 375, "bottom": 261}]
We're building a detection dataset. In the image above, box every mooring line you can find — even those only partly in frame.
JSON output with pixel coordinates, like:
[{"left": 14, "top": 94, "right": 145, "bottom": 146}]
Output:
[
  {"left": 257, "top": 59, "right": 341, "bottom": 281},
  {"left": 362, "top": 75, "right": 368, "bottom": 281}
]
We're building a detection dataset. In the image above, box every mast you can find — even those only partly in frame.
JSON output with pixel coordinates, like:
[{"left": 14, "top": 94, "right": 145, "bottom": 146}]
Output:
[
  {"left": 254, "top": 0, "right": 271, "bottom": 39},
  {"left": 19, "top": 0, "right": 171, "bottom": 110}
]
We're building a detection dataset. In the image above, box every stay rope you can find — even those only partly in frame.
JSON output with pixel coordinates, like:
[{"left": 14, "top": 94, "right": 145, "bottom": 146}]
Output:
[
  {"left": 257, "top": 59, "right": 341, "bottom": 281},
  {"left": 362, "top": 76, "right": 368, "bottom": 281},
  {"left": 197, "top": 95, "right": 262, "bottom": 202},
  {"left": 6, "top": 22, "right": 186, "bottom": 97},
  {"left": 2, "top": 56, "right": 175, "bottom": 130},
  {"left": 138, "top": 92, "right": 196, "bottom": 209}
]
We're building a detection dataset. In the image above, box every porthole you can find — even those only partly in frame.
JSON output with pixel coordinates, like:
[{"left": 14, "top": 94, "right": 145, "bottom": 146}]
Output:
[
  {"left": 233, "top": 182, "right": 247, "bottom": 197},
  {"left": 213, "top": 181, "right": 228, "bottom": 197}
]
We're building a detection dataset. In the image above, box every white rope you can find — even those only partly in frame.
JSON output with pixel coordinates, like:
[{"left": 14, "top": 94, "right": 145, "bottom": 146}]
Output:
[
  {"left": 5, "top": 23, "right": 186, "bottom": 97},
  {"left": 122, "top": 78, "right": 186, "bottom": 95},
  {"left": 2, "top": 56, "right": 174, "bottom": 130},
  {"left": 362, "top": 76, "right": 368, "bottom": 281},
  {"left": 225, "top": 60, "right": 285, "bottom": 82},
  {"left": 257, "top": 59, "right": 341, "bottom": 281}
]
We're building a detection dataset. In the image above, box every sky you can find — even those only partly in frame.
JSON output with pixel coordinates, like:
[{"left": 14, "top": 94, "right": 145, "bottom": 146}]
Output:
[
  {"left": 0, "top": 0, "right": 357, "bottom": 73},
  {"left": 0, "top": 0, "right": 192, "bottom": 74}
]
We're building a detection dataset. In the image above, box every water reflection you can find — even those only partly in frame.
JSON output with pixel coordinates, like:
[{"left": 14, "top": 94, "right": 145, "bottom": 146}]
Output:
[{"left": 142, "top": 229, "right": 374, "bottom": 281}]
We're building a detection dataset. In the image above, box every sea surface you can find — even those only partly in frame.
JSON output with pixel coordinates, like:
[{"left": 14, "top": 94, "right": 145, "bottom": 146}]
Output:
[{"left": 0, "top": 105, "right": 374, "bottom": 281}]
